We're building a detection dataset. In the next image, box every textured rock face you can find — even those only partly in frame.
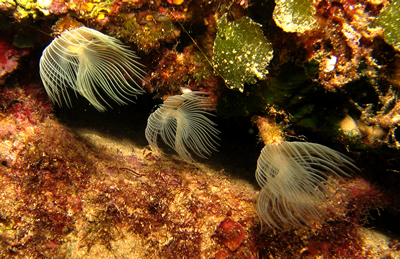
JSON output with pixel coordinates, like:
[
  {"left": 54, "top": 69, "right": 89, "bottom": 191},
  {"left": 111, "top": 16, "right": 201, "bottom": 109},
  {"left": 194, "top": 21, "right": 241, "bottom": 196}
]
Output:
[
  {"left": 0, "top": 85, "right": 259, "bottom": 258},
  {"left": 0, "top": 83, "right": 397, "bottom": 258}
]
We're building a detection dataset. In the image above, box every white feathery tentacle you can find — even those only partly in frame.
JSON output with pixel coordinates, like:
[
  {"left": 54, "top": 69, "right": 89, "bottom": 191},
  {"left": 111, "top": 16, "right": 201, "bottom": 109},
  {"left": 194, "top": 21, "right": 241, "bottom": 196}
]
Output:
[
  {"left": 256, "top": 141, "right": 358, "bottom": 231},
  {"left": 39, "top": 26, "right": 145, "bottom": 111},
  {"left": 145, "top": 91, "right": 220, "bottom": 162}
]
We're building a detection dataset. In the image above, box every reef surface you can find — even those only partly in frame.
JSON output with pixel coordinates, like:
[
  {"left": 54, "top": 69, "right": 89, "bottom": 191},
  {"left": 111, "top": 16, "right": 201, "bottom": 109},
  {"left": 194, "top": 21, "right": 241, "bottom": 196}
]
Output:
[{"left": 1, "top": 0, "right": 400, "bottom": 258}]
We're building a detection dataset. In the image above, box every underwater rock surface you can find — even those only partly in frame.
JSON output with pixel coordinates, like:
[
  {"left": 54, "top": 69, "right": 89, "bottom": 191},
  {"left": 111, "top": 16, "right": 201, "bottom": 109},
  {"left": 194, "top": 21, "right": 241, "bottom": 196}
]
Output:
[
  {"left": 0, "top": 85, "right": 259, "bottom": 258},
  {"left": 0, "top": 84, "right": 397, "bottom": 258}
]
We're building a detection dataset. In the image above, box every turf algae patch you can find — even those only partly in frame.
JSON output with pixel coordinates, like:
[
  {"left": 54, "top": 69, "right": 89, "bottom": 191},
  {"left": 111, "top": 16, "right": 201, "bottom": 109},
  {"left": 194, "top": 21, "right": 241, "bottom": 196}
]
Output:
[
  {"left": 273, "top": 0, "right": 317, "bottom": 33},
  {"left": 213, "top": 14, "right": 273, "bottom": 92},
  {"left": 372, "top": 0, "right": 400, "bottom": 51}
]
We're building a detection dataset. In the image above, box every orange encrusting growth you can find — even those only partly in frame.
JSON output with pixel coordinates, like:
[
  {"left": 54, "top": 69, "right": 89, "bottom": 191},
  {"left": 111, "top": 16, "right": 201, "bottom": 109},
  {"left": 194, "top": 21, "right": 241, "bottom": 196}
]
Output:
[{"left": 254, "top": 116, "right": 285, "bottom": 145}]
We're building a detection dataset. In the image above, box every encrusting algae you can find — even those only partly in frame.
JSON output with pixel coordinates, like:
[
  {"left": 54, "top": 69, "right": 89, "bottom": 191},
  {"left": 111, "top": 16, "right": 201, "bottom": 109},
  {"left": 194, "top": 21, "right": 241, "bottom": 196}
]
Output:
[
  {"left": 0, "top": 81, "right": 396, "bottom": 258},
  {"left": 0, "top": 84, "right": 259, "bottom": 258}
]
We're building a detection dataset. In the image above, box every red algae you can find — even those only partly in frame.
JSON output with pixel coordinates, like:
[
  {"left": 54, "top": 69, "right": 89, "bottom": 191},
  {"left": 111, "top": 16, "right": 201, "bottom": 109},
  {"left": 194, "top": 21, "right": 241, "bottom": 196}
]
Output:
[
  {"left": 214, "top": 217, "right": 245, "bottom": 251},
  {"left": 0, "top": 81, "right": 399, "bottom": 258},
  {"left": 147, "top": 44, "right": 220, "bottom": 96},
  {"left": 0, "top": 83, "right": 396, "bottom": 257},
  {"left": 0, "top": 84, "right": 259, "bottom": 258},
  {"left": 0, "top": 38, "right": 29, "bottom": 84}
]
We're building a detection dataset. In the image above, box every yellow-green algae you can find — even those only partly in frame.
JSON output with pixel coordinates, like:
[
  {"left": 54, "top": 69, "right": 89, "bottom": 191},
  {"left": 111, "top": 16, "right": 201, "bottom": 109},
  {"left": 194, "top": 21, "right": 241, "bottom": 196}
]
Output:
[
  {"left": 0, "top": 0, "right": 113, "bottom": 20},
  {"left": 273, "top": 0, "right": 317, "bottom": 33},
  {"left": 116, "top": 12, "right": 179, "bottom": 54},
  {"left": 372, "top": 0, "right": 400, "bottom": 51},
  {"left": 213, "top": 14, "right": 273, "bottom": 92}
]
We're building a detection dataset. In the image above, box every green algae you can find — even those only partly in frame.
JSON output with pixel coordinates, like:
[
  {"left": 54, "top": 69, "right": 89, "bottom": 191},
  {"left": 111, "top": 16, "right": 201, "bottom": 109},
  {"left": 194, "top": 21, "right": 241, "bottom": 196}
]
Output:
[
  {"left": 213, "top": 14, "right": 273, "bottom": 92},
  {"left": 273, "top": 0, "right": 317, "bottom": 33},
  {"left": 117, "top": 13, "right": 178, "bottom": 53},
  {"left": 372, "top": 0, "right": 400, "bottom": 51}
]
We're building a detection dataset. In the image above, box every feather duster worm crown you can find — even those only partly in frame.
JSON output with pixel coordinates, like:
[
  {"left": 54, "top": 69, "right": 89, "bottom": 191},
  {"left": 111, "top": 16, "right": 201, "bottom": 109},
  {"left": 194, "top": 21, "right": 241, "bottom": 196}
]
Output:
[
  {"left": 145, "top": 91, "right": 220, "bottom": 162},
  {"left": 256, "top": 141, "right": 358, "bottom": 231},
  {"left": 39, "top": 26, "right": 145, "bottom": 111}
]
